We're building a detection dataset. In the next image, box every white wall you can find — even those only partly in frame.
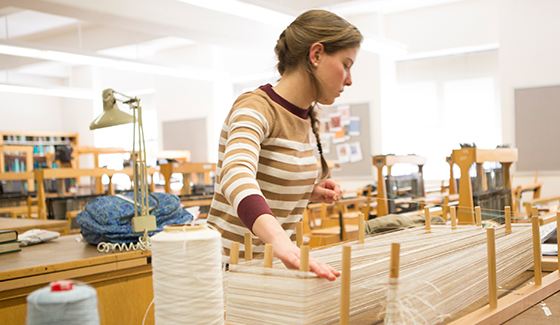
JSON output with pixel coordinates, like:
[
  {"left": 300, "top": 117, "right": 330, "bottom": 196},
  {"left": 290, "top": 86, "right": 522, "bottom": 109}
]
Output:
[
  {"left": 499, "top": 0, "right": 560, "bottom": 197},
  {"left": 0, "top": 92, "right": 63, "bottom": 132}
]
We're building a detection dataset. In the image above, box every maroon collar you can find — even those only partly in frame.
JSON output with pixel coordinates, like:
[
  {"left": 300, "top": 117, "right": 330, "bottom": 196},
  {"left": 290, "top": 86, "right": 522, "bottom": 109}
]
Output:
[{"left": 259, "top": 84, "right": 310, "bottom": 119}]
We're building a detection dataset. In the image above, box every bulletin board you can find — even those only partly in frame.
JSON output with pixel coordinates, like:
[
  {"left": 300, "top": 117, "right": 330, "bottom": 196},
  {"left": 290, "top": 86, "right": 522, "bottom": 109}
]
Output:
[
  {"left": 317, "top": 103, "right": 373, "bottom": 178},
  {"left": 162, "top": 118, "right": 208, "bottom": 162},
  {"left": 514, "top": 85, "right": 560, "bottom": 172}
]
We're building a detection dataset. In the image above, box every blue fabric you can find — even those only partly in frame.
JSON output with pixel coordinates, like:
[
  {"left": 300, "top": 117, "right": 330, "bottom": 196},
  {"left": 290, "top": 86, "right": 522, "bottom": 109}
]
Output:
[{"left": 77, "top": 192, "right": 192, "bottom": 245}]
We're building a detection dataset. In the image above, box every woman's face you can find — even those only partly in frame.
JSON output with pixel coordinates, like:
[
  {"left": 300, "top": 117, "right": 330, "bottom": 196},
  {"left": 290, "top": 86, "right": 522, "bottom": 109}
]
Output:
[{"left": 315, "top": 46, "right": 359, "bottom": 105}]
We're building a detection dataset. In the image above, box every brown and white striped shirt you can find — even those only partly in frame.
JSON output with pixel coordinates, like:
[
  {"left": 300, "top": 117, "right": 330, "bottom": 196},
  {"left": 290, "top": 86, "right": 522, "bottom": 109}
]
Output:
[{"left": 207, "top": 84, "right": 318, "bottom": 261}]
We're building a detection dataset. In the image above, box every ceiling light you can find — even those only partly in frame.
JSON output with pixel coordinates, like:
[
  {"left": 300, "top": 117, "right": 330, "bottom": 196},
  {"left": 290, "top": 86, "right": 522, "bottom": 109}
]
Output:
[
  {"left": 176, "top": 0, "right": 294, "bottom": 27},
  {"left": 0, "top": 40, "right": 223, "bottom": 82},
  {"left": 0, "top": 83, "right": 94, "bottom": 99}
]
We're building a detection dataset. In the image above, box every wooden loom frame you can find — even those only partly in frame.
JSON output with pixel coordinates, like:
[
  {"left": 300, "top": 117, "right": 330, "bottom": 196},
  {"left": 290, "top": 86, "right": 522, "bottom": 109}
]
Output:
[
  {"left": 372, "top": 154, "right": 427, "bottom": 217},
  {"left": 451, "top": 147, "right": 517, "bottom": 224}
]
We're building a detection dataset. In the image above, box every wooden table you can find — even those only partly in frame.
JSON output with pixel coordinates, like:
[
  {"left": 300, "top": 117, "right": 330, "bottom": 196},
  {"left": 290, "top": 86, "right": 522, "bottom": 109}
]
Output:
[
  {"left": 0, "top": 235, "right": 154, "bottom": 325},
  {"left": 0, "top": 217, "right": 68, "bottom": 235}
]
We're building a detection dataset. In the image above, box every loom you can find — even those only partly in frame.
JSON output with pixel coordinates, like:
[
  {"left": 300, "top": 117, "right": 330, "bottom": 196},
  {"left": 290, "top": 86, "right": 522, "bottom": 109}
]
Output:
[
  {"left": 372, "top": 154, "right": 427, "bottom": 217},
  {"left": 451, "top": 147, "right": 517, "bottom": 224},
  {"left": 224, "top": 207, "right": 557, "bottom": 325}
]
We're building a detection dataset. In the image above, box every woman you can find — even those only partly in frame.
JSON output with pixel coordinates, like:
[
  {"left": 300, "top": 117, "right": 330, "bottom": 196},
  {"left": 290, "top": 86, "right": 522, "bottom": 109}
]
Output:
[{"left": 207, "top": 10, "right": 362, "bottom": 281}]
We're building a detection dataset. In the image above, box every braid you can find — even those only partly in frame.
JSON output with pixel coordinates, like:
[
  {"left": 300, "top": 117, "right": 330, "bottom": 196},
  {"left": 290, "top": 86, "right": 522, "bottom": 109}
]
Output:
[{"left": 309, "top": 106, "right": 329, "bottom": 180}]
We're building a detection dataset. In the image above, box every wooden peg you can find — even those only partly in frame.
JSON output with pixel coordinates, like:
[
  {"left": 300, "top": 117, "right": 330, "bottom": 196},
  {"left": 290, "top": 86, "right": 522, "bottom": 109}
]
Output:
[
  {"left": 296, "top": 222, "right": 303, "bottom": 248},
  {"left": 424, "top": 207, "right": 431, "bottom": 233},
  {"left": 450, "top": 206, "right": 457, "bottom": 230},
  {"left": 358, "top": 212, "right": 365, "bottom": 244},
  {"left": 390, "top": 243, "right": 401, "bottom": 279},
  {"left": 475, "top": 206, "right": 482, "bottom": 227},
  {"left": 264, "top": 244, "right": 273, "bottom": 268},
  {"left": 531, "top": 216, "right": 542, "bottom": 286},
  {"left": 385, "top": 243, "right": 401, "bottom": 324},
  {"left": 340, "top": 245, "right": 351, "bottom": 325},
  {"left": 505, "top": 206, "right": 512, "bottom": 235},
  {"left": 557, "top": 212, "right": 560, "bottom": 275},
  {"left": 300, "top": 245, "right": 310, "bottom": 272},
  {"left": 229, "top": 241, "right": 239, "bottom": 265},
  {"left": 486, "top": 227, "right": 497, "bottom": 308},
  {"left": 244, "top": 232, "right": 253, "bottom": 261}
]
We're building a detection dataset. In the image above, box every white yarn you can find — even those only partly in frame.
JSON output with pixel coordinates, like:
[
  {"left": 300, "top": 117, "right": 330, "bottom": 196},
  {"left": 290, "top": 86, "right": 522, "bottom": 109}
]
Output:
[
  {"left": 26, "top": 281, "right": 99, "bottom": 325},
  {"left": 151, "top": 225, "right": 224, "bottom": 325}
]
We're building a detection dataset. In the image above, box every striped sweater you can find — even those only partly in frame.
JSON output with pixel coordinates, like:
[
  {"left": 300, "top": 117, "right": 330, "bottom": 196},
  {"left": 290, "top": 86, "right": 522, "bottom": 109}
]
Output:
[{"left": 207, "top": 84, "right": 318, "bottom": 260}]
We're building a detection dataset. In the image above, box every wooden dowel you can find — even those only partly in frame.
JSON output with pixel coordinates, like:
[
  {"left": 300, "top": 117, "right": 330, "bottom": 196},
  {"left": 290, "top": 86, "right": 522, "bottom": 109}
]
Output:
[
  {"left": 244, "top": 232, "right": 253, "bottom": 261},
  {"left": 486, "top": 227, "right": 498, "bottom": 308},
  {"left": 557, "top": 212, "right": 560, "bottom": 277},
  {"left": 358, "top": 212, "right": 365, "bottom": 244},
  {"left": 264, "top": 244, "right": 273, "bottom": 268},
  {"left": 475, "top": 206, "right": 482, "bottom": 227},
  {"left": 390, "top": 243, "right": 401, "bottom": 279},
  {"left": 505, "top": 206, "right": 512, "bottom": 235},
  {"left": 340, "top": 245, "right": 351, "bottom": 325},
  {"left": 385, "top": 243, "right": 401, "bottom": 325},
  {"left": 531, "top": 216, "right": 542, "bottom": 286},
  {"left": 300, "top": 245, "right": 310, "bottom": 272},
  {"left": 424, "top": 207, "right": 431, "bottom": 233},
  {"left": 296, "top": 221, "right": 303, "bottom": 248},
  {"left": 450, "top": 206, "right": 457, "bottom": 230},
  {"left": 229, "top": 241, "right": 239, "bottom": 265}
]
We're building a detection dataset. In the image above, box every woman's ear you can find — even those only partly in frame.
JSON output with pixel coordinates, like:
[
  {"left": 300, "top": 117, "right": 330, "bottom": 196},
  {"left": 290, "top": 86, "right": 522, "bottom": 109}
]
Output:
[{"left": 309, "top": 42, "right": 324, "bottom": 66}]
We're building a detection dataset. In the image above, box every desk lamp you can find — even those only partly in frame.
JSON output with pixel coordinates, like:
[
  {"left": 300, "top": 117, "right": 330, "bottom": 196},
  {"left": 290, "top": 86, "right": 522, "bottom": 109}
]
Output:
[{"left": 90, "top": 89, "right": 157, "bottom": 233}]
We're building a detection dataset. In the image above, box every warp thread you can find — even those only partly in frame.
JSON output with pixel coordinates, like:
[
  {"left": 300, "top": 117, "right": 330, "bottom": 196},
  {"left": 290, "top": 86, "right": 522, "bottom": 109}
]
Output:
[
  {"left": 151, "top": 225, "right": 224, "bottom": 324},
  {"left": 27, "top": 280, "right": 100, "bottom": 325}
]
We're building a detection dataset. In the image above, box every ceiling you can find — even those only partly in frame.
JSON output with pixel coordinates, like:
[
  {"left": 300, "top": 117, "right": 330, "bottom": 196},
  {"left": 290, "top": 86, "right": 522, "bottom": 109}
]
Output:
[{"left": 0, "top": 0, "right": 469, "bottom": 93}]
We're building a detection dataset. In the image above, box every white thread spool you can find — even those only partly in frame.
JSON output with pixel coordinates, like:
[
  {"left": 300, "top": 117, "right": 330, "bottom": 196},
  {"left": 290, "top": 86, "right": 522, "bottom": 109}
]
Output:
[
  {"left": 27, "top": 280, "right": 100, "bottom": 325},
  {"left": 151, "top": 224, "right": 224, "bottom": 324}
]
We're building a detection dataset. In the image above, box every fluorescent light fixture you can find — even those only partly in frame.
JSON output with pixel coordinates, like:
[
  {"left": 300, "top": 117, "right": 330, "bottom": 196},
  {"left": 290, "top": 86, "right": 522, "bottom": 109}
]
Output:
[
  {"left": 176, "top": 0, "right": 294, "bottom": 27},
  {"left": 361, "top": 37, "right": 408, "bottom": 56},
  {"left": 0, "top": 40, "right": 224, "bottom": 82},
  {"left": 0, "top": 83, "right": 94, "bottom": 99},
  {"left": 394, "top": 43, "right": 499, "bottom": 61}
]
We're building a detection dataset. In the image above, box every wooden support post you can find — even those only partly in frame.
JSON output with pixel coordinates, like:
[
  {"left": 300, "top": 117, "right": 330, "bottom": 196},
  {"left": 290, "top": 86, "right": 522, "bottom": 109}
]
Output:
[
  {"left": 264, "top": 244, "right": 273, "bottom": 268},
  {"left": 475, "top": 206, "right": 482, "bottom": 227},
  {"left": 424, "top": 207, "right": 431, "bottom": 233},
  {"left": 358, "top": 212, "right": 364, "bottom": 244},
  {"left": 532, "top": 216, "right": 542, "bottom": 286},
  {"left": 340, "top": 245, "right": 351, "bottom": 325},
  {"left": 244, "top": 232, "right": 252, "bottom": 261},
  {"left": 487, "top": 227, "right": 498, "bottom": 308},
  {"left": 505, "top": 206, "right": 512, "bottom": 235},
  {"left": 532, "top": 206, "right": 539, "bottom": 218},
  {"left": 230, "top": 242, "right": 239, "bottom": 265},
  {"left": 450, "top": 206, "right": 457, "bottom": 230},
  {"left": 300, "top": 245, "right": 310, "bottom": 272},
  {"left": 296, "top": 221, "right": 303, "bottom": 248}
]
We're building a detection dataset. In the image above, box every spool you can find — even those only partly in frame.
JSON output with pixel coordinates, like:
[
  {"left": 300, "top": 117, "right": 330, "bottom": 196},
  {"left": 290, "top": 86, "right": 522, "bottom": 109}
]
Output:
[
  {"left": 27, "top": 280, "right": 100, "bottom": 325},
  {"left": 151, "top": 224, "right": 224, "bottom": 325}
]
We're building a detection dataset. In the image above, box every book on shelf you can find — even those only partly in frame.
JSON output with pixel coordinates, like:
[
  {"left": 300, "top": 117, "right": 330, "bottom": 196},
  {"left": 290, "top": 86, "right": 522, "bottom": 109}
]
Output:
[
  {"left": 0, "top": 230, "right": 18, "bottom": 243},
  {"left": 0, "top": 241, "right": 21, "bottom": 254}
]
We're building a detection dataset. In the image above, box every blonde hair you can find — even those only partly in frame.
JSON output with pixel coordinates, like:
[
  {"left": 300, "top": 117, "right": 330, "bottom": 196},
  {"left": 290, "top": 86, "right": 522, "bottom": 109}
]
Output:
[{"left": 274, "top": 10, "right": 362, "bottom": 179}]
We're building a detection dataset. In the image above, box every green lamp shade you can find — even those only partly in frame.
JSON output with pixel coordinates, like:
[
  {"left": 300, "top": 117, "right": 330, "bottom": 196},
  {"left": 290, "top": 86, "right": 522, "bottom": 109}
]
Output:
[{"left": 89, "top": 106, "right": 134, "bottom": 130}]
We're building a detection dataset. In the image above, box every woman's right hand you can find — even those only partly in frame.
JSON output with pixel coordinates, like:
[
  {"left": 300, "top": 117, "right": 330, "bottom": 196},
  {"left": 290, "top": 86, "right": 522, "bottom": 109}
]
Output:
[
  {"left": 252, "top": 214, "right": 340, "bottom": 281},
  {"left": 273, "top": 238, "right": 340, "bottom": 281}
]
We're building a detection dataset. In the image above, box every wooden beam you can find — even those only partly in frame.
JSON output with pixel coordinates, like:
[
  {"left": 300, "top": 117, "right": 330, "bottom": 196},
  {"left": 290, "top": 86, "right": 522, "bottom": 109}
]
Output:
[{"left": 448, "top": 271, "right": 560, "bottom": 325}]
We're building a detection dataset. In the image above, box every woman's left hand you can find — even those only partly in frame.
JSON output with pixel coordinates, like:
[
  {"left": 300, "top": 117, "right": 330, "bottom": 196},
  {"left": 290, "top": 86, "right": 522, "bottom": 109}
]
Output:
[{"left": 310, "top": 179, "right": 342, "bottom": 203}]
